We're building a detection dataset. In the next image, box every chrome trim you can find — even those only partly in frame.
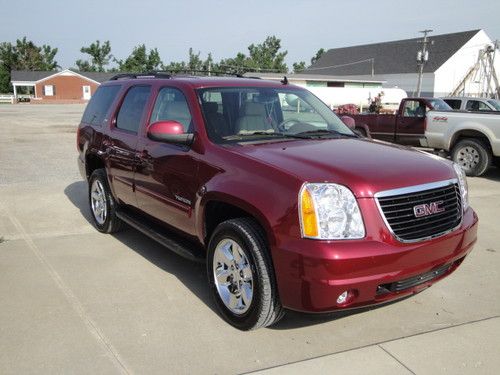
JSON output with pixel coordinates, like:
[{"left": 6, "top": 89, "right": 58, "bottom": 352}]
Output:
[{"left": 374, "top": 179, "right": 463, "bottom": 244}]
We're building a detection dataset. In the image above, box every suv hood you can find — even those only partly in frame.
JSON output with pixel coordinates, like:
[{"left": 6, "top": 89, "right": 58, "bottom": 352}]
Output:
[{"left": 229, "top": 138, "right": 456, "bottom": 198}]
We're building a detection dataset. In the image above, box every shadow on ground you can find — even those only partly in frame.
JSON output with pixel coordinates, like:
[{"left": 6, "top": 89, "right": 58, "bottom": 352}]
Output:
[{"left": 64, "top": 180, "right": 410, "bottom": 330}]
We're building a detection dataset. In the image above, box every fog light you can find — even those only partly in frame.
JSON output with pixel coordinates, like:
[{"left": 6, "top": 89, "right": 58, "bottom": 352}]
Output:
[{"left": 337, "top": 291, "right": 349, "bottom": 304}]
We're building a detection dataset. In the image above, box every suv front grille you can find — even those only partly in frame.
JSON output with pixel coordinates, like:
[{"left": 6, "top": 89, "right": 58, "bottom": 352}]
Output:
[{"left": 376, "top": 181, "right": 462, "bottom": 242}]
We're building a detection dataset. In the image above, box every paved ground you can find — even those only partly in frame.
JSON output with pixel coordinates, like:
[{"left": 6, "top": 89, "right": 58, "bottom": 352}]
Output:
[{"left": 0, "top": 104, "right": 499, "bottom": 374}]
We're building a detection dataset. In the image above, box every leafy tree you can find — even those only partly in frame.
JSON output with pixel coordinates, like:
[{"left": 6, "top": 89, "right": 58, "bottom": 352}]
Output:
[
  {"left": 310, "top": 48, "right": 325, "bottom": 65},
  {"left": 76, "top": 40, "right": 112, "bottom": 72},
  {"left": 116, "top": 44, "right": 162, "bottom": 72},
  {"left": 0, "top": 37, "right": 59, "bottom": 93},
  {"left": 292, "top": 61, "right": 306, "bottom": 73},
  {"left": 247, "top": 36, "right": 288, "bottom": 73},
  {"left": 162, "top": 49, "right": 215, "bottom": 74}
]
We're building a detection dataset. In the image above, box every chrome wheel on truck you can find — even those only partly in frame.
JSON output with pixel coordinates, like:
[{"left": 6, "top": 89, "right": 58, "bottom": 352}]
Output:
[
  {"left": 207, "top": 218, "right": 284, "bottom": 330},
  {"left": 88, "top": 169, "right": 123, "bottom": 233},
  {"left": 452, "top": 138, "right": 491, "bottom": 177},
  {"left": 213, "top": 239, "right": 254, "bottom": 315}
]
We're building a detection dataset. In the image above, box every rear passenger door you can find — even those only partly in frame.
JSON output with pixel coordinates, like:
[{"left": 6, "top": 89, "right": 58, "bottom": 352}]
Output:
[
  {"left": 134, "top": 86, "right": 199, "bottom": 236},
  {"left": 105, "top": 85, "right": 152, "bottom": 205}
]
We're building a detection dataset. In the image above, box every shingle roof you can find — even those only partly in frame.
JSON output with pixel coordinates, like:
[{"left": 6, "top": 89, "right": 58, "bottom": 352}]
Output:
[
  {"left": 304, "top": 29, "right": 481, "bottom": 76},
  {"left": 10, "top": 70, "right": 115, "bottom": 83}
]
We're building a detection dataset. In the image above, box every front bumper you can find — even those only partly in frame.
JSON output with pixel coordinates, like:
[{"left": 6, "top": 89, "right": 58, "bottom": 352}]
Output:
[{"left": 272, "top": 205, "right": 478, "bottom": 313}]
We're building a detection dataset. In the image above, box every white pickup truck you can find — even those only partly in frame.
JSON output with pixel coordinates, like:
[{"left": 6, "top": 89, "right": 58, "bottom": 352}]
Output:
[{"left": 423, "top": 111, "right": 500, "bottom": 176}]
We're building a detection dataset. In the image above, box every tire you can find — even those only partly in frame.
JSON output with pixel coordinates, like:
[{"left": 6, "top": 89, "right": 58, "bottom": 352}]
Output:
[
  {"left": 494, "top": 157, "right": 500, "bottom": 169},
  {"left": 88, "top": 169, "right": 123, "bottom": 233},
  {"left": 451, "top": 138, "right": 491, "bottom": 177},
  {"left": 207, "top": 218, "right": 284, "bottom": 330}
]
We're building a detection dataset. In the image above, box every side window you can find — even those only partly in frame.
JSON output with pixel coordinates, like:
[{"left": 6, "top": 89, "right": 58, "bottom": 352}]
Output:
[
  {"left": 444, "top": 99, "right": 461, "bottom": 110},
  {"left": 116, "top": 86, "right": 152, "bottom": 133},
  {"left": 81, "top": 85, "right": 121, "bottom": 126},
  {"left": 402, "top": 100, "right": 425, "bottom": 117},
  {"left": 150, "top": 87, "right": 192, "bottom": 132},
  {"left": 466, "top": 100, "right": 490, "bottom": 111}
]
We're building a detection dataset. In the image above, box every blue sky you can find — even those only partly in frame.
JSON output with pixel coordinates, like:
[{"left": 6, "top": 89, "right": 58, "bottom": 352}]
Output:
[{"left": 1, "top": 0, "right": 499, "bottom": 69}]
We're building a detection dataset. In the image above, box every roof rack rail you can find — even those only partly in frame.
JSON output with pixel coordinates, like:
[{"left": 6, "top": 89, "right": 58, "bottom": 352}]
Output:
[{"left": 109, "top": 72, "right": 172, "bottom": 81}]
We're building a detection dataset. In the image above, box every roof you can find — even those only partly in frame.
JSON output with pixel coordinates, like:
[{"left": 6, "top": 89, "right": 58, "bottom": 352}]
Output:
[
  {"left": 304, "top": 29, "right": 481, "bottom": 76},
  {"left": 11, "top": 70, "right": 115, "bottom": 83},
  {"left": 243, "top": 72, "right": 385, "bottom": 83}
]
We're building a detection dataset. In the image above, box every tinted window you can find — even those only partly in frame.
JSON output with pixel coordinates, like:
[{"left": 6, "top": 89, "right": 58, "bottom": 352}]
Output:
[
  {"left": 116, "top": 86, "right": 151, "bottom": 133},
  {"left": 82, "top": 85, "right": 121, "bottom": 126},
  {"left": 443, "top": 99, "right": 461, "bottom": 110},
  {"left": 427, "top": 98, "right": 452, "bottom": 111},
  {"left": 466, "top": 100, "right": 491, "bottom": 111},
  {"left": 150, "top": 87, "right": 192, "bottom": 131}
]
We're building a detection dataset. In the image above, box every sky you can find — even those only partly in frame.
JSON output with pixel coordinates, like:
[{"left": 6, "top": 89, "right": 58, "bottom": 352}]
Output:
[{"left": 1, "top": 0, "right": 499, "bottom": 70}]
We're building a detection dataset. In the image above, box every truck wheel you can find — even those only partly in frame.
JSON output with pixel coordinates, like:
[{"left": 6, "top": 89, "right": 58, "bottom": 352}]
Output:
[
  {"left": 452, "top": 139, "right": 491, "bottom": 177},
  {"left": 494, "top": 157, "right": 500, "bottom": 169},
  {"left": 207, "top": 218, "right": 284, "bottom": 330},
  {"left": 88, "top": 169, "right": 123, "bottom": 233}
]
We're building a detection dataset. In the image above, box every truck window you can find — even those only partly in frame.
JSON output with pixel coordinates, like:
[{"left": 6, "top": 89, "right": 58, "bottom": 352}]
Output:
[
  {"left": 443, "top": 99, "right": 461, "bottom": 110},
  {"left": 402, "top": 100, "right": 426, "bottom": 117},
  {"left": 466, "top": 100, "right": 491, "bottom": 112},
  {"left": 81, "top": 85, "right": 121, "bottom": 126},
  {"left": 150, "top": 87, "right": 192, "bottom": 132},
  {"left": 115, "top": 86, "right": 152, "bottom": 133}
]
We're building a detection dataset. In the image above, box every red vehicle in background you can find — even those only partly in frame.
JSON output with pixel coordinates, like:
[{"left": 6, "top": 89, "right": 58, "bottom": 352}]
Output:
[{"left": 77, "top": 74, "right": 477, "bottom": 330}]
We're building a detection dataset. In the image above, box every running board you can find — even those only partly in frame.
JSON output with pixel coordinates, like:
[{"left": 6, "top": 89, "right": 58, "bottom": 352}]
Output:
[{"left": 116, "top": 209, "right": 205, "bottom": 263}]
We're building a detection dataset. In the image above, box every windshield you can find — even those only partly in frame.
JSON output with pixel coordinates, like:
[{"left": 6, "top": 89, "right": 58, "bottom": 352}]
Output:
[
  {"left": 428, "top": 98, "right": 452, "bottom": 111},
  {"left": 487, "top": 99, "right": 500, "bottom": 111},
  {"left": 197, "top": 87, "right": 355, "bottom": 143}
]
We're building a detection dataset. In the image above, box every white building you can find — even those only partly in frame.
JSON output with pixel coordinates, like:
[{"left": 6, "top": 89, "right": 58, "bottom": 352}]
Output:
[{"left": 304, "top": 29, "right": 500, "bottom": 98}]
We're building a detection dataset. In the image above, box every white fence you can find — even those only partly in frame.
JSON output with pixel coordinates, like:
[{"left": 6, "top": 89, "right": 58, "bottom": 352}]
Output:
[{"left": 0, "top": 94, "right": 15, "bottom": 104}]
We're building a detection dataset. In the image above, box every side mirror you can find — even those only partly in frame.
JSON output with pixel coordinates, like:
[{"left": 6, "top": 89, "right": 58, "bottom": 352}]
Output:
[
  {"left": 147, "top": 121, "right": 194, "bottom": 145},
  {"left": 340, "top": 115, "right": 356, "bottom": 130}
]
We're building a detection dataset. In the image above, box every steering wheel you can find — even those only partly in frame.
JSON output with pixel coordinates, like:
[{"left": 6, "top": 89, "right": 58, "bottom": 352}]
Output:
[
  {"left": 287, "top": 122, "right": 317, "bottom": 134},
  {"left": 277, "top": 119, "right": 300, "bottom": 132}
]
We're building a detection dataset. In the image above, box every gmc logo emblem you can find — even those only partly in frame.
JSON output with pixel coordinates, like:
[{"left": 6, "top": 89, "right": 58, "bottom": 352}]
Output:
[{"left": 413, "top": 201, "right": 445, "bottom": 218}]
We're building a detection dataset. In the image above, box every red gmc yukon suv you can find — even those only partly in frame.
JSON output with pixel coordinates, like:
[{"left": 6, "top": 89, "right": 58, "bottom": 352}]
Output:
[{"left": 77, "top": 73, "right": 478, "bottom": 330}]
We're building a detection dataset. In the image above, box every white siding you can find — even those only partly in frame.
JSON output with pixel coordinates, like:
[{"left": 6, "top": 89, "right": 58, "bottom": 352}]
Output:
[{"left": 434, "top": 30, "right": 499, "bottom": 97}]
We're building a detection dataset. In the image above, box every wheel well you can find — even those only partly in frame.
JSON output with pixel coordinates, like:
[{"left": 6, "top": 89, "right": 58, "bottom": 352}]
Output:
[
  {"left": 204, "top": 201, "right": 261, "bottom": 243},
  {"left": 451, "top": 130, "right": 491, "bottom": 151},
  {"left": 85, "top": 153, "right": 105, "bottom": 180}
]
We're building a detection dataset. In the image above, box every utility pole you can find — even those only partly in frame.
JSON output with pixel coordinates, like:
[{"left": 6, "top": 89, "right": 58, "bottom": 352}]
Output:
[{"left": 416, "top": 29, "right": 433, "bottom": 96}]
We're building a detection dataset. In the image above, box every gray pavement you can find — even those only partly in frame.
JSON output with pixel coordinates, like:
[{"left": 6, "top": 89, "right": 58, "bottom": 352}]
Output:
[{"left": 0, "top": 104, "right": 499, "bottom": 374}]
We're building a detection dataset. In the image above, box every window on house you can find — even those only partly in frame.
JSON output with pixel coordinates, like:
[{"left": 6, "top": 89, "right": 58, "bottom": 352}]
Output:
[{"left": 44, "top": 85, "right": 55, "bottom": 96}]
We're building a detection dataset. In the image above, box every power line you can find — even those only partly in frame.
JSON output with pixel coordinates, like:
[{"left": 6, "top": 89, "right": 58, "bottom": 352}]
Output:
[{"left": 305, "top": 58, "right": 375, "bottom": 72}]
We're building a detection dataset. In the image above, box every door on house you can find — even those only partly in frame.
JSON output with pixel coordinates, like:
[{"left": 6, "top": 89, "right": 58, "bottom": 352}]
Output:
[{"left": 83, "top": 85, "right": 91, "bottom": 100}]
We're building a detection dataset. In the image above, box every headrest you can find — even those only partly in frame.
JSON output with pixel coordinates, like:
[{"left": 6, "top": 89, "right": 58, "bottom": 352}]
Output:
[
  {"left": 165, "top": 101, "right": 190, "bottom": 118},
  {"left": 242, "top": 102, "right": 266, "bottom": 116},
  {"left": 203, "top": 102, "right": 219, "bottom": 114}
]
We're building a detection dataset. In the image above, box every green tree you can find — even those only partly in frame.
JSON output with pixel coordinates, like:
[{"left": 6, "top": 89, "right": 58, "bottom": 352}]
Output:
[
  {"left": 310, "top": 48, "right": 325, "bottom": 65},
  {"left": 0, "top": 38, "right": 59, "bottom": 93},
  {"left": 76, "top": 40, "right": 112, "bottom": 72},
  {"left": 116, "top": 44, "right": 163, "bottom": 72},
  {"left": 292, "top": 61, "right": 306, "bottom": 73}
]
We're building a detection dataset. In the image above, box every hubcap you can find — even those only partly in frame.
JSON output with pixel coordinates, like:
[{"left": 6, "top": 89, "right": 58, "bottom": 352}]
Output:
[
  {"left": 212, "top": 239, "right": 254, "bottom": 315},
  {"left": 457, "top": 146, "right": 480, "bottom": 170},
  {"left": 90, "top": 179, "right": 107, "bottom": 225}
]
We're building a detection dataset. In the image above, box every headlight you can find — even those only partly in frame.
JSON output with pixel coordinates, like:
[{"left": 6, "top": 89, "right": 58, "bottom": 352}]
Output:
[
  {"left": 453, "top": 163, "right": 469, "bottom": 211},
  {"left": 299, "top": 183, "right": 365, "bottom": 239}
]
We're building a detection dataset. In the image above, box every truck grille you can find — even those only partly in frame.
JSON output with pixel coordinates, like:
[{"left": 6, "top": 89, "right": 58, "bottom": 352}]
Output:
[{"left": 376, "top": 181, "right": 462, "bottom": 242}]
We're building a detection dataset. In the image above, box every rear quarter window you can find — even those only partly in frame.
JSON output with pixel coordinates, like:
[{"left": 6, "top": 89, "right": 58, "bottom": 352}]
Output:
[
  {"left": 81, "top": 85, "right": 121, "bottom": 126},
  {"left": 443, "top": 99, "right": 461, "bottom": 110}
]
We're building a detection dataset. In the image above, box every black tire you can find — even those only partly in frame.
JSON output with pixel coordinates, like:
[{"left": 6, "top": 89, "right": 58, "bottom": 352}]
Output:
[
  {"left": 88, "top": 169, "right": 123, "bottom": 233},
  {"left": 493, "top": 157, "right": 500, "bottom": 169},
  {"left": 451, "top": 138, "right": 491, "bottom": 177},
  {"left": 207, "top": 218, "right": 284, "bottom": 330}
]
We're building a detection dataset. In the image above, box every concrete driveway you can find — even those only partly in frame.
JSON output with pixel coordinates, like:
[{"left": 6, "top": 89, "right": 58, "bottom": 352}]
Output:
[{"left": 0, "top": 104, "right": 499, "bottom": 374}]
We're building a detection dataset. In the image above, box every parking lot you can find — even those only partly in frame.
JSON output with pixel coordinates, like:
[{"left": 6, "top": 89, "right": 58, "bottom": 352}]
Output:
[{"left": 0, "top": 104, "right": 499, "bottom": 374}]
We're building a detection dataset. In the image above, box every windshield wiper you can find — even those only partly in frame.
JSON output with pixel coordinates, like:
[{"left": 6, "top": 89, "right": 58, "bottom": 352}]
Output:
[
  {"left": 292, "top": 129, "right": 358, "bottom": 139},
  {"left": 223, "top": 132, "right": 289, "bottom": 141}
]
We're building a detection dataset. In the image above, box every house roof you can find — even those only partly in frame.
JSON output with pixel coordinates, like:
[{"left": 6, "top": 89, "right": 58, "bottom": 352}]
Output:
[
  {"left": 11, "top": 70, "right": 115, "bottom": 84},
  {"left": 304, "top": 29, "right": 481, "bottom": 76}
]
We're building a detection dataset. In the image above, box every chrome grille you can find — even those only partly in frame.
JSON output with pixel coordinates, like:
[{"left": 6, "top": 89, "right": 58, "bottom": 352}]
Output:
[{"left": 376, "top": 181, "right": 462, "bottom": 242}]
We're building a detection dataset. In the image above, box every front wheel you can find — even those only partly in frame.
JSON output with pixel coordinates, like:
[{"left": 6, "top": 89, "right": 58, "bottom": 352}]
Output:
[
  {"left": 207, "top": 218, "right": 284, "bottom": 330},
  {"left": 451, "top": 138, "right": 491, "bottom": 177}
]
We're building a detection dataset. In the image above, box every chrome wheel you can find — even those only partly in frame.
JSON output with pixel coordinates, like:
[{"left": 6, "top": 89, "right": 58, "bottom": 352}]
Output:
[
  {"left": 212, "top": 239, "right": 254, "bottom": 315},
  {"left": 90, "top": 179, "right": 107, "bottom": 225},
  {"left": 456, "top": 146, "right": 480, "bottom": 170}
]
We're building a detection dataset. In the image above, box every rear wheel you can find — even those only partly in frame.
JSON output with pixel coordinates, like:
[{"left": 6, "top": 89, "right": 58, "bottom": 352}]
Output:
[
  {"left": 493, "top": 157, "right": 500, "bottom": 169},
  {"left": 207, "top": 218, "right": 284, "bottom": 330},
  {"left": 451, "top": 138, "right": 491, "bottom": 177},
  {"left": 89, "top": 169, "right": 123, "bottom": 233}
]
